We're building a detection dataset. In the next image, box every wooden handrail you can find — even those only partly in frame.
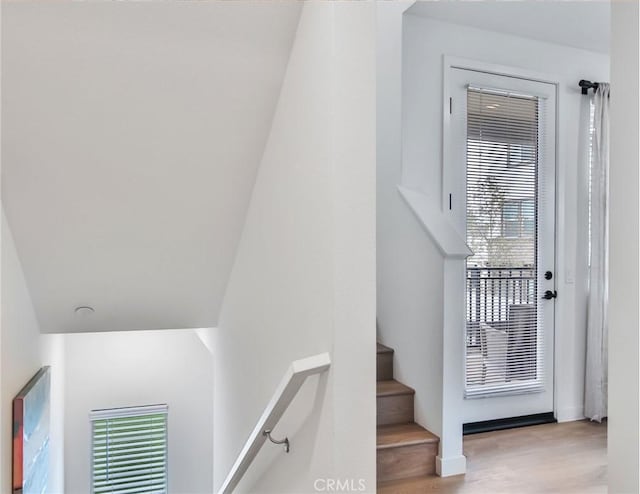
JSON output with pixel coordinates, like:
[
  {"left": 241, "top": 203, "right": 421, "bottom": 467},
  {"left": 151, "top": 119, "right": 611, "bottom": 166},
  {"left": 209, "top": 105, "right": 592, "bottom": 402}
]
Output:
[{"left": 218, "top": 352, "right": 331, "bottom": 494}]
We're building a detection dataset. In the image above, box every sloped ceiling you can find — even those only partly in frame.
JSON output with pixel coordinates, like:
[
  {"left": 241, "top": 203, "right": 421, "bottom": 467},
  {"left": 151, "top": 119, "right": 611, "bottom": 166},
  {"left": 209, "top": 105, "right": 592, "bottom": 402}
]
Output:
[
  {"left": 1, "top": 1, "right": 302, "bottom": 333},
  {"left": 407, "top": 1, "right": 610, "bottom": 54}
]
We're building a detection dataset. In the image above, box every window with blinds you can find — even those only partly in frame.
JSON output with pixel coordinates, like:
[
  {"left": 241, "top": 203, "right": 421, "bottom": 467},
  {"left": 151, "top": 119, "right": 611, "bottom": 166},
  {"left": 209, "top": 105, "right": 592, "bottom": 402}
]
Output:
[
  {"left": 91, "top": 405, "right": 168, "bottom": 494},
  {"left": 465, "top": 86, "right": 545, "bottom": 398}
]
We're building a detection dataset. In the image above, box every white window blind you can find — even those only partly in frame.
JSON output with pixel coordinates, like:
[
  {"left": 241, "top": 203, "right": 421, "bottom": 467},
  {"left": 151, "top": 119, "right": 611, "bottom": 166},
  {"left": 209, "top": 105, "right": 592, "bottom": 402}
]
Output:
[
  {"left": 465, "top": 86, "right": 547, "bottom": 398},
  {"left": 90, "top": 405, "right": 168, "bottom": 494}
]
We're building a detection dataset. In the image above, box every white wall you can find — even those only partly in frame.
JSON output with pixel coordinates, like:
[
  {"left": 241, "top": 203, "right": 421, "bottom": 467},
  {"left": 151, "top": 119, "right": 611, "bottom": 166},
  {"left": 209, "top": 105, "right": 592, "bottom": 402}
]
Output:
[
  {"left": 403, "top": 13, "right": 609, "bottom": 422},
  {"left": 213, "top": 2, "right": 376, "bottom": 492},
  {"left": 377, "top": 7, "right": 609, "bottom": 474},
  {"left": 0, "top": 212, "right": 65, "bottom": 493},
  {"left": 376, "top": 0, "right": 445, "bottom": 445},
  {"left": 63, "top": 329, "right": 213, "bottom": 494},
  {"left": 379, "top": 7, "right": 609, "bottom": 424},
  {"left": 608, "top": 1, "right": 639, "bottom": 492}
]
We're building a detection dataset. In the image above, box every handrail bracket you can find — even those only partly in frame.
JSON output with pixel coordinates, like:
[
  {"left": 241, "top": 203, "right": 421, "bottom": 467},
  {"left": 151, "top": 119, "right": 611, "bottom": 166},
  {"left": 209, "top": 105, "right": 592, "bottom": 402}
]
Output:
[{"left": 263, "top": 429, "right": 290, "bottom": 453}]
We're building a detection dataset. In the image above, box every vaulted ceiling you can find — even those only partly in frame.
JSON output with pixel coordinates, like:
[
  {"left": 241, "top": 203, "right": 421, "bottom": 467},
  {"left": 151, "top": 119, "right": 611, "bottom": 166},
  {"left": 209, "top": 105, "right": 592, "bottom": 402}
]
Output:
[{"left": 2, "top": 1, "right": 302, "bottom": 333}]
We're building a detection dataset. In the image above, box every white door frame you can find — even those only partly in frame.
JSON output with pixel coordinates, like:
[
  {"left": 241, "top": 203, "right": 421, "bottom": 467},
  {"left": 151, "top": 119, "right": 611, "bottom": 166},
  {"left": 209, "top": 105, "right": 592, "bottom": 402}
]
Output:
[{"left": 442, "top": 55, "right": 563, "bottom": 421}]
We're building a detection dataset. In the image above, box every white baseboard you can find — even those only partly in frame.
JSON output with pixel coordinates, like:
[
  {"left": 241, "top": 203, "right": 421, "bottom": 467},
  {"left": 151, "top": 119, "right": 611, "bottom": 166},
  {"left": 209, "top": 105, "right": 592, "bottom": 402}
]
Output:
[
  {"left": 556, "top": 406, "right": 585, "bottom": 423},
  {"left": 436, "top": 455, "right": 467, "bottom": 477}
]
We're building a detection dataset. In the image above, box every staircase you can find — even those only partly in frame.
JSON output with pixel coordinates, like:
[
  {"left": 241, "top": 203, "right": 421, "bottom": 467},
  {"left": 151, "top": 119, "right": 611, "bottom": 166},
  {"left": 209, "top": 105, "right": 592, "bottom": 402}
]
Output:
[{"left": 377, "top": 343, "right": 439, "bottom": 492}]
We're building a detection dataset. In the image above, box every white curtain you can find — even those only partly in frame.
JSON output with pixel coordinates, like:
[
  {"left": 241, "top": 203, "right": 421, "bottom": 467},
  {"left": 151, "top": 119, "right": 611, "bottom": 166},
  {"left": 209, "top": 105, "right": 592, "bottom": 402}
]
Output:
[{"left": 585, "top": 83, "right": 610, "bottom": 422}]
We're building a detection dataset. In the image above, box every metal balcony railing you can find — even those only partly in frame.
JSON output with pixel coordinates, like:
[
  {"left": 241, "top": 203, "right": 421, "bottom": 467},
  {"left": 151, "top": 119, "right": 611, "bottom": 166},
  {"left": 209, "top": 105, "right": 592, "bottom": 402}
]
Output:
[{"left": 466, "top": 267, "right": 535, "bottom": 347}]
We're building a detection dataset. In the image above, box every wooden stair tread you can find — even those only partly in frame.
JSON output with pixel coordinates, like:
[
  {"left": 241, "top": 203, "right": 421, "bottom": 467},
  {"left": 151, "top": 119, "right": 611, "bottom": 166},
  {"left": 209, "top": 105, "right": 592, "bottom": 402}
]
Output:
[
  {"left": 376, "top": 342, "right": 438, "bottom": 486},
  {"left": 377, "top": 343, "right": 394, "bottom": 354},
  {"left": 377, "top": 475, "right": 439, "bottom": 493},
  {"left": 377, "top": 423, "right": 439, "bottom": 449},
  {"left": 377, "top": 379, "right": 414, "bottom": 397}
]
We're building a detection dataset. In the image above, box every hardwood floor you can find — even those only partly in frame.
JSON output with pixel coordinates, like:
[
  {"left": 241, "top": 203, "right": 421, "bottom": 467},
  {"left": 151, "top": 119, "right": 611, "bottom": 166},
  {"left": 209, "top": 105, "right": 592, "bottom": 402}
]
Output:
[{"left": 378, "top": 420, "right": 607, "bottom": 494}]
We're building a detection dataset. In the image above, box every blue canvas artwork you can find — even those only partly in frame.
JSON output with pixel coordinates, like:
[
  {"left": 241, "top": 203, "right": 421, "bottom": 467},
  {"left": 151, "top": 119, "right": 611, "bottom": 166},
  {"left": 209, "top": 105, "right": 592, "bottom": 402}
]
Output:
[{"left": 13, "top": 367, "right": 50, "bottom": 494}]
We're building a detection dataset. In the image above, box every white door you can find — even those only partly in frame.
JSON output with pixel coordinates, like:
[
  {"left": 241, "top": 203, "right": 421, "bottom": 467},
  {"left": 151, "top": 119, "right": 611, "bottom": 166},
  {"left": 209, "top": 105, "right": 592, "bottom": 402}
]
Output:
[{"left": 448, "top": 68, "right": 556, "bottom": 424}]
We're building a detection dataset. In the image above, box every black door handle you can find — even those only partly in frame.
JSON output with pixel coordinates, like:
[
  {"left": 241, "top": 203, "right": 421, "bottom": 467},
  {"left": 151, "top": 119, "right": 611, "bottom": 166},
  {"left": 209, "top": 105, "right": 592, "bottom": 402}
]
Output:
[{"left": 543, "top": 290, "right": 557, "bottom": 300}]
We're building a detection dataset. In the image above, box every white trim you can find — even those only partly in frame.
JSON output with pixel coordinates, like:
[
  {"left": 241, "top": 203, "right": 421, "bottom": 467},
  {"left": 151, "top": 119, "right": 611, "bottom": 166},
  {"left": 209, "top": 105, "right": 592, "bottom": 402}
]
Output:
[
  {"left": 556, "top": 406, "right": 586, "bottom": 423},
  {"left": 442, "top": 55, "right": 565, "bottom": 422},
  {"left": 435, "top": 454, "right": 467, "bottom": 477},
  {"left": 445, "top": 55, "right": 564, "bottom": 86},
  {"left": 218, "top": 353, "right": 331, "bottom": 494},
  {"left": 90, "top": 404, "right": 169, "bottom": 494},
  {"left": 89, "top": 404, "right": 168, "bottom": 421},
  {"left": 442, "top": 55, "right": 559, "bottom": 215}
]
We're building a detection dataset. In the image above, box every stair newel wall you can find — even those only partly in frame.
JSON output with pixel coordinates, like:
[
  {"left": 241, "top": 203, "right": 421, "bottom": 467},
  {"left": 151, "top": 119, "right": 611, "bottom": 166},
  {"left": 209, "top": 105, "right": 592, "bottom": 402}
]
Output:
[{"left": 439, "top": 257, "right": 468, "bottom": 476}]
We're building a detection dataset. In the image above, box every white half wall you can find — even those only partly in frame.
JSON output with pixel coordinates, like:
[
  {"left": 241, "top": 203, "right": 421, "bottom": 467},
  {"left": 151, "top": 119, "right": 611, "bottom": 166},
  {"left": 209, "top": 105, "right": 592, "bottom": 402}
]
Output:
[
  {"left": 608, "top": 1, "right": 639, "bottom": 492},
  {"left": 1, "top": 212, "right": 65, "bottom": 493},
  {"left": 213, "top": 2, "right": 376, "bottom": 492},
  {"left": 63, "top": 329, "right": 213, "bottom": 494}
]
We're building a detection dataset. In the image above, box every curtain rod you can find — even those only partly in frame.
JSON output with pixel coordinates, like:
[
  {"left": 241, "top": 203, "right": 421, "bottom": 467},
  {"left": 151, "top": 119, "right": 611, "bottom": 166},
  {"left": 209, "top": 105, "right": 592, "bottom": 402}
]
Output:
[{"left": 579, "top": 79, "right": 601, "bottom": 95}]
